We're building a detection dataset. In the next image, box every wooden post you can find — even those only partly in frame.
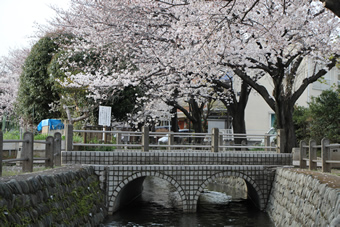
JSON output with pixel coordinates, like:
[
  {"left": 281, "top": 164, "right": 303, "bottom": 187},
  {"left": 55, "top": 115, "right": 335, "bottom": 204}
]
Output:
[
  {"left": 0, "top": 131, "right": 3, "bottom": 176},
  {"left": 45, "top": 136, "right": 54, "bottom": 168},
  {"left": 211, "top": 128, "right": 219, "bottom": 153},
  {"left": 167, "top": 133, "right": 174, "bottom": 151},
  {"left": 321, "top": 138, "right": 331, "bottom": 173},
  {"left": 117, "top": 132, "right": 122, "bottom": 149},
  {"left": 54, "top": 132, "right": 62, "bottom": 166},
  {"left": 264, "top": 134, "right": 271, "bottom": 152},
  {"left": 65, "top": 124, "right": 73, "bottom": 151},
  {"left": 219, "top": 135, "right": 224, "bottom": 152},
  {"left": 22, "top": 132, "right": 33, "bottom": 172},
  {"left": 277, "top": 129, "right": 285, "bottom": 153},
  {"left": 241, "top": 140, "right": 247, "bottom": 151},
  {"left": 309, "top": 140, "right": 317, "bottom": 170},
  {"left": 103, "top": 126, "right": 107, "bottom": 143},
  {"left": 142, "top": 126, "right": 149, "bottom": 152},
  {"left": 299, "top": 140, "right": 307, "bottom": 168},
  {"left": 83, "top": 125, "right": 87, "bottom": 144}
]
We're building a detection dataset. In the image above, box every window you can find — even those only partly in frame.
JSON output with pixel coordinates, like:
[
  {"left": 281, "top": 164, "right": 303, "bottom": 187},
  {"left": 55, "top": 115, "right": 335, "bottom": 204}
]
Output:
[{"left": 270, "top": 113, "right": 276, "bottom": 128}]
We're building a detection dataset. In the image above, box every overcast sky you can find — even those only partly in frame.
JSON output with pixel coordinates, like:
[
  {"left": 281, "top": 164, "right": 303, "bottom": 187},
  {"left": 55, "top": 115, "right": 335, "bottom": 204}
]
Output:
[{"left": 0, "top": 0, "right": 70, "bottom": 57}]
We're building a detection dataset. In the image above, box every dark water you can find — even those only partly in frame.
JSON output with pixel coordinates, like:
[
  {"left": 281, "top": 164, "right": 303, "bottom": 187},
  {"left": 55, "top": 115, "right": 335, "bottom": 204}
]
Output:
[{"left": 102, "top": 177, "right": 274, "bottom": 227}]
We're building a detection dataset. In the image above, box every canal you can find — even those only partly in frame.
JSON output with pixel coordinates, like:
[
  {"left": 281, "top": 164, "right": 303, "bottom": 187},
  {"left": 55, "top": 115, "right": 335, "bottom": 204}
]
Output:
[{"left": 102, "top": 176, "right": 274, "bottom": 226}]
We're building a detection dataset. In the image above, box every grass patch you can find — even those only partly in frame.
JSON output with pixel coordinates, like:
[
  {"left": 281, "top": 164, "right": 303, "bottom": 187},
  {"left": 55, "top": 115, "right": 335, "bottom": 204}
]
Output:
[{"left": 1, "top": 165, "right": 52, "bottom": 177}]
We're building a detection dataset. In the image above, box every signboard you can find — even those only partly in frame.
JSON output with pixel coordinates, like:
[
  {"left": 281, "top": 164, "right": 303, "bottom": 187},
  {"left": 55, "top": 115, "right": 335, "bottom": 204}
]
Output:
[{"left": 98, "top": 106, "right": 112, "bottom": 126}]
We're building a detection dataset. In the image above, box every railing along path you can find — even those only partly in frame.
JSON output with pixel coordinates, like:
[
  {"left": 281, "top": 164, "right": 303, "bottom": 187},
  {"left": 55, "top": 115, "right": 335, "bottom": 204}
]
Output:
[
  {"left": 65, "top": 125, "right": 278, "bottom": 153},
  {"left": 299, "top": 138, "right": 340, "bottom": 173},
  {"left": 0, "top": 131, "right": 61, "bottom": 176}
]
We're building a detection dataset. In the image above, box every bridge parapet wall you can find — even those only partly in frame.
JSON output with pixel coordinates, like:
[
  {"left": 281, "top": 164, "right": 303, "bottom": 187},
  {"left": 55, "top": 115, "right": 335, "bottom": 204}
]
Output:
[{"left": 62, "top": 151, "right": 292, "bottom": 166}]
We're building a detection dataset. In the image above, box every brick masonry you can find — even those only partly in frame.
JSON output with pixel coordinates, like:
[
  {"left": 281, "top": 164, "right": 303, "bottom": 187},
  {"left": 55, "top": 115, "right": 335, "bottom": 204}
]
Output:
[{"left": 62, "top": 150, "right": 292, "bottom": 214}]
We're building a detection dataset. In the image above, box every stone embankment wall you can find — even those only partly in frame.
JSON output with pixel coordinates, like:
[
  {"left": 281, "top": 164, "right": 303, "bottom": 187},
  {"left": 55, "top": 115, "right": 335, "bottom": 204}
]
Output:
[
  {"left": 0, "top": 167, "right": 107, "bottom": 226},
  {"left": 267, "top": 168, "right": 340, "bottom": 227}
]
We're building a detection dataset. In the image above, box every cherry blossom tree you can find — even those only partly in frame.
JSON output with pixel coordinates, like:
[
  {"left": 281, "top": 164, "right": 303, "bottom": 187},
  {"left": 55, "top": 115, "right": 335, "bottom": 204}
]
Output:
[
  {"left": 0, "top": 48, "right": 29, "bottom": 117},
  {"left": 48, "top": 0, "right": 235, "bottom": 133},
  {"left": 213, "top": 0, "right": 340, "bottom": 152},
  {"left": 48, "top": 0, "right": 339, "bottom": 152}
]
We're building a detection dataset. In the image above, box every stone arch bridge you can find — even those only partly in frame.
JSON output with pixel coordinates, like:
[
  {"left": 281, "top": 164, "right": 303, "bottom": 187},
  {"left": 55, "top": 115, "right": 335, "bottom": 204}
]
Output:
[{"left": 62, "top": 150, "right": 292, "bottom": 214}]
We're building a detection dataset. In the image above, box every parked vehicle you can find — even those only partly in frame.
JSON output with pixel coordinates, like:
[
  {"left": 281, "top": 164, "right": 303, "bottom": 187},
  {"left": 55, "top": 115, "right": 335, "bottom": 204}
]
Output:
[
  {"left": 158, "top": 129, "right": 194, "bottom": 144},
  {"left": 261, "top": 127, "right": 277, "bottom": 146}
]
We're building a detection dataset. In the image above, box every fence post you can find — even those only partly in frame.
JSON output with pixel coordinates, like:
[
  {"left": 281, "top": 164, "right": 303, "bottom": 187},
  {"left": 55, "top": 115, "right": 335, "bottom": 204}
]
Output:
[
  {"left": 0, "top": 131, "right": 3, "bottom": 176},
  {"left": 54, "top": 132, "right": 62, "bottom": 166},
  {"left": 264, "top": 134, "right": 271, "bottom": 152},
  {"left": 219, "top": 135, "right": 224, "bottom": 151},
  {"left": 45, "top": 136, "right": 54, "bottom": 168},
  {"left": 22, "top": 132, "right": 33, "bottom": 172},
  {"left": 299, "top": 140, "right": 307, "bottom": 168},
  {"left": 142, "top": 126, "right": 149, "bottom": 152},
  {"left": 309, "top": 140, "right": 317, "bottom": 170},
  {"left": 116, "top": 132, "right": 122, "bottom": 149},
  {"left": 277, "top": 129, "right": 285, "bottom": 153},
  {"left": 167, "top": 134, "right": 174, "bottom": 151},
  {"left": 241, "top": 140, "right": 247, "bottom": 151},
  {"left": 211, "top": 128, "right": 219, "bottom": 152},
  {"left": 65, "top": 124, "right": 73, "bottom": 151},
  {"left": 321, "top": 138, "right": 331, "bottom": 173}
]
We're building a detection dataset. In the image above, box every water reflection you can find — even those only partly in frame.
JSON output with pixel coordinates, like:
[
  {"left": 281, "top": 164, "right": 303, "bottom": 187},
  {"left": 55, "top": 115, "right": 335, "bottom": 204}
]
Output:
[{"left": 102, "top": 176, "right": 274, "bottom": 227}]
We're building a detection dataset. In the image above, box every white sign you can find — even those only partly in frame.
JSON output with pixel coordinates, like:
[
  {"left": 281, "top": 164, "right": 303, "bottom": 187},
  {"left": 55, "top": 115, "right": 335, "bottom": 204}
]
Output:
[{"left": 98, "top": 106, "right": 112, "bottom": 126}]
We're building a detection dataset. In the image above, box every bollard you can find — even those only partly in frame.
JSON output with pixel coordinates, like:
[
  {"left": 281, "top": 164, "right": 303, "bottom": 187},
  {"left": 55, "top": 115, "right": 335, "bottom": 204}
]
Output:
[{"left": 54, "top": 132, "right": 62, "bottom": 166}]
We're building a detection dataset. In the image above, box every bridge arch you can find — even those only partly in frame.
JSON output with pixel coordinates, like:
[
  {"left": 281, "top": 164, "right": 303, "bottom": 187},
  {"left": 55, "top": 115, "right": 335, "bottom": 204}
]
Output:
[
  {"left": 110, "top": 171, "right": 188, "bottom": 213},
  {"left": 196, "top": 171, "right": 266, "bottom": 211}
]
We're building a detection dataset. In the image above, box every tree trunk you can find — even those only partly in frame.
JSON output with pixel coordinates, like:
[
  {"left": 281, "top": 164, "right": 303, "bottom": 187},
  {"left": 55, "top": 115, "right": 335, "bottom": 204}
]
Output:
[
  {"left": 275, "top": 98, "right": 297, "bottom": 153},
  {"left": 232, "top": 110, "right": 247, "bottom": 146},
  {"left": 170, "top": 107, "right": 179, "bottom": 132},
  {"left": 226, "top": 80, "right": 250, "bottom": 146}
]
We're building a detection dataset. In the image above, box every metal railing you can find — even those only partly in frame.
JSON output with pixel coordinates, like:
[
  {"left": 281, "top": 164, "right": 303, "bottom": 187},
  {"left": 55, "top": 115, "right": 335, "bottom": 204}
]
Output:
[
  {"left": 299, "top": 138, "right": 340, "bottom": 172},
  {"left": 65, "top": 125, "right": 280, "bottom": 152},
  {"left": 0, "top": 131, "right": 62, "bottom": 176}
]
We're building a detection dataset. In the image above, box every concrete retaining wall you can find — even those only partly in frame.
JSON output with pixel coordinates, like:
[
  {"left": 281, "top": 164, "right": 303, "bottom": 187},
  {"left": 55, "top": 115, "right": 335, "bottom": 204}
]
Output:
[
  {"left": 0, "top": 167, "right": 107, "bottom": 226},
  {"left": 267, "top": 168, "right": 340, "bottom": 227}
]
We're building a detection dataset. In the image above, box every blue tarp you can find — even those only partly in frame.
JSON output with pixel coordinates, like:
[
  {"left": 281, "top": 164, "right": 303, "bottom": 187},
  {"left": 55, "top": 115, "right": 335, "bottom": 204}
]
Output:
[{"left": 37, "top": 119, "right": 64, "bottom": 132}]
